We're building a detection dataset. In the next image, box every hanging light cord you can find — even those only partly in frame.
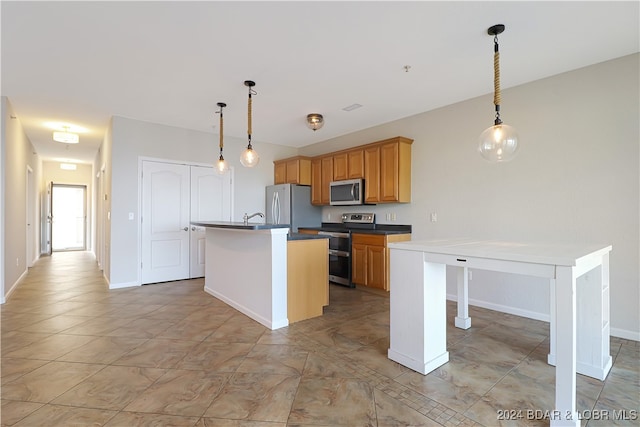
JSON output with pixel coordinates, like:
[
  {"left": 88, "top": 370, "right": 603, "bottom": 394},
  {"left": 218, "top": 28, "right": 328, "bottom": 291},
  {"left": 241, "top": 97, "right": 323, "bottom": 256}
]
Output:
[
  {"left": 247, "top": 93, "right": 252, "bottom": 148},
  {"left": 493, "top": 34, "right": 502, "bottom": 125},
  {"left": 218, "top": 107, "right": 224, "bottom": 158},
  {"left": 247, "top": 86, "right": 257, "bottom": 149}
]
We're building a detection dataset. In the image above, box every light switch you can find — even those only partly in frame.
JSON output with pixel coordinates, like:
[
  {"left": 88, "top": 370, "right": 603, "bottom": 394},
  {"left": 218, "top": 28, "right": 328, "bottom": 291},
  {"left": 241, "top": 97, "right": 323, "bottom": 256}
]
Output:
[{"left": 128, "top": 212, "right": 134, "bottom": 220}]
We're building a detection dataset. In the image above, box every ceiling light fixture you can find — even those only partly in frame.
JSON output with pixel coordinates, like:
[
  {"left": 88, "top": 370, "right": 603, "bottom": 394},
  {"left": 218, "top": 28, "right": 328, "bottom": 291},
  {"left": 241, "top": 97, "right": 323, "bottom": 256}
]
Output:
[
  {"left": 240, "top": 80, "right": 259, "bottom": 167},
  {"left": 215, "top": 102, "right": 229, "bottom": 175},
  {"left": 306, "top": 113, "right": 324, "bottom": 131},
  {"left": 478, "top": 24, "right": 519, "bottom": 162},
  {"left": 53, "top": 126, "right": 79, "bottom": 144}
]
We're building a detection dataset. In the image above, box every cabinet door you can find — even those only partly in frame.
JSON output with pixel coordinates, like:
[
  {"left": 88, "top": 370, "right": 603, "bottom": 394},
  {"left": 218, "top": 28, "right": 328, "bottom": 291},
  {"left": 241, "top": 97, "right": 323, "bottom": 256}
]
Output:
[
  {"left": 274, "top": 162, "right": 286, "bottom": 184},
  {"left": 311, "top": 158, "right": 322, "bottom": 205},
  {"left": 333, "top": 153, "right": 348, "bottom": 181},
  {"left": 380, "top": 142, "right": 399, "bottom": 202},
  {"left": 321, "top": 156, "right": 333, "bottom": 205},
  {"left": 364, "top": 146, "right": 380, "bottom": 203},
  {"left": 351, "top": 243, "right": 367, "bottom": 285},
  {"left": 285, "top": 160, "right": 299, "bottom": 184},
  {"left": 347, "top": 149, "right": 364, "bottom": 179},
  {"left": 367, "top": 245, "right": 386, "bottom": 290}
]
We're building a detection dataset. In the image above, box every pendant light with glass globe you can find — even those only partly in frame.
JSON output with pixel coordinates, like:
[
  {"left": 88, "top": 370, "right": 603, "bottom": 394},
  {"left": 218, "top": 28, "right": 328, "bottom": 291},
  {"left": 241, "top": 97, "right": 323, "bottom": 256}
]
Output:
[{"left": 478, "top": 24, "right": 519, "bottom": 162}]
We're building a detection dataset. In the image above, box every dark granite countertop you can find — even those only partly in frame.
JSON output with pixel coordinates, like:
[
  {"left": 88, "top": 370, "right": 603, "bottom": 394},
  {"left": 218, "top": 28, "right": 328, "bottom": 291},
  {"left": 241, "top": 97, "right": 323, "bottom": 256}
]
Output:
[
  {"left": 191, "top": 221, "right": 289, "bottom": 230},
  {"left": 287, "top": 233, "right": 330, "bottom": 241},
  {"left": 298, "top": 223, "right": 412, "bottom": 235}
]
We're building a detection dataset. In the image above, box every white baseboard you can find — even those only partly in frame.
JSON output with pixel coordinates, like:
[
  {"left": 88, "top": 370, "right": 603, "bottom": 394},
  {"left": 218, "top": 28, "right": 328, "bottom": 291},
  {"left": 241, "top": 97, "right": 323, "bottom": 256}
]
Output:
[
  {"left": 446, "top": 293, "right": 550, "bottom": 322},
  {"left": 2, "top": 269, "right": 29, "bottom": 304},
  {"left": 446, "top": 294, "right": 639, "bottom": 342},
  {"left": 108, "top": 280, "right": 140, "bottom": 289},
  {"left": 610, "top": 327, "right": 640, "bottom": 342}
]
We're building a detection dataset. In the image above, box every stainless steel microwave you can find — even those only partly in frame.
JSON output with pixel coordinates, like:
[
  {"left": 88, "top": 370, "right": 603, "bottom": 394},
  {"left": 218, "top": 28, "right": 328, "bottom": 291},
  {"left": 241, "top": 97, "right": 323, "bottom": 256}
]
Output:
[{"left": 330, "top": 179, "right": 363, "bottom": 206}]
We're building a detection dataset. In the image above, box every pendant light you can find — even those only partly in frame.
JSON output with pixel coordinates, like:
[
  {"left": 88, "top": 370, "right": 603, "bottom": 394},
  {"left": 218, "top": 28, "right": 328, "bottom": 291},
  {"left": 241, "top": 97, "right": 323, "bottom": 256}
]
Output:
[
  {"left": 215, "top": 102, "right": 229, "bottom": 175},
  {"left": 240, "top": 80, "right": 260, "bottom": 167},
  {"left": 478, "top": 24, "right": 519, "bottom": 162}
]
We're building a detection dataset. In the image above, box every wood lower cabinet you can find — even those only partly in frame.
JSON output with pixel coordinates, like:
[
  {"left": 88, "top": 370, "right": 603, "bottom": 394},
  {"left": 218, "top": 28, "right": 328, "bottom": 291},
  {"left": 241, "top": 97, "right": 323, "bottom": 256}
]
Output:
[
  {"left": 351, "top": 233, "right": 411, "bottom": 291},
  {"left": 287, "top": 237, "right": 329, "bottom": 323},
  {"left": 274, "top": 157, "right": 311, "bottom": 185},
  {"left": 296, "top": 229, "right": 319, "bottom": 235}
]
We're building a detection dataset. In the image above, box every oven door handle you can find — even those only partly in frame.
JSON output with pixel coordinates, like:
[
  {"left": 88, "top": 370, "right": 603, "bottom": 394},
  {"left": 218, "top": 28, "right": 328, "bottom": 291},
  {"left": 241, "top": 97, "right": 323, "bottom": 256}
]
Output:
[
  {"left": 318, "top": 231, "right": 349, "bottom": 238},
  {"left": 329, "top": 249, "right": 350, "bottom": 257}
]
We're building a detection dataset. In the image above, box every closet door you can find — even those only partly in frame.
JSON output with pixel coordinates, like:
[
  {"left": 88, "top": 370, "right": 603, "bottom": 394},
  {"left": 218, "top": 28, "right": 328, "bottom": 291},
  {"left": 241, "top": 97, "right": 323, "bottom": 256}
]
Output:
[
  {"left": 189, "top": 165, "right": 231, "bottom": 278},
  {"left": 141, "top": 161, "right": 190, "bottom": 284}
]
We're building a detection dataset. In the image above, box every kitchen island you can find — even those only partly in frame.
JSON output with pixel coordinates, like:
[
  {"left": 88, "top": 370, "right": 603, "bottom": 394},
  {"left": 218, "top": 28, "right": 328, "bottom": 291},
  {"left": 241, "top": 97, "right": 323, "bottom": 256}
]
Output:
[
  {"left": 192, "top": 221, "right": 290, "bottom": 330},
  {"left": 191, "top": 221, "right": 329, "bottom": 330}
]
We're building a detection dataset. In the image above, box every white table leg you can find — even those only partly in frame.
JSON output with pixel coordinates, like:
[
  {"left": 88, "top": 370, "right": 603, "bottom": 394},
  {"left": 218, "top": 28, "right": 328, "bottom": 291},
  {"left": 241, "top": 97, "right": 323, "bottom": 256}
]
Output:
[
  {"left": 551, "top": 266, "right": 579, "bottom": 427},
  {"left": 455, "top": 266, "right": 471, "bottom": 329},
  {"left": 548, "top": 255, "right": 611, "bottom": 381},
  {"left": 548, "top": 278, "right": 557, "bottom": 366},
  {"left": 388, "top": 249, "right": 449, "bottom": 375}
]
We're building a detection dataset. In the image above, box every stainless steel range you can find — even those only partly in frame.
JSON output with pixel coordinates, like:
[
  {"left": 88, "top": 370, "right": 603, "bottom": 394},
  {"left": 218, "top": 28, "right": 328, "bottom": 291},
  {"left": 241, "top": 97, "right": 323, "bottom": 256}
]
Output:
[{"left": 317, "top": 213, "right": 375, "bottom": 287}]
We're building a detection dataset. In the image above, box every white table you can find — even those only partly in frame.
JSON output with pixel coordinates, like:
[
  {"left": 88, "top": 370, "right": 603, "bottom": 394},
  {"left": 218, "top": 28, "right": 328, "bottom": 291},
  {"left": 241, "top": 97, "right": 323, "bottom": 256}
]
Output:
[{"left": 388, "top": 239, "right": 612, "bottom": 427}]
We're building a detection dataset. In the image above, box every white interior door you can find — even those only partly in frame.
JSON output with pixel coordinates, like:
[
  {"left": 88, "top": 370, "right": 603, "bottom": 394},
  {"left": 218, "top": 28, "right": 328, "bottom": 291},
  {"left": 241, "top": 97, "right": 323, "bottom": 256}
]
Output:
[
  {"left": 141, "top": 161, "right": 190, "bottom": 284},
  {"left": 189, "top": 165, "right": 231, "bottom": 278}
]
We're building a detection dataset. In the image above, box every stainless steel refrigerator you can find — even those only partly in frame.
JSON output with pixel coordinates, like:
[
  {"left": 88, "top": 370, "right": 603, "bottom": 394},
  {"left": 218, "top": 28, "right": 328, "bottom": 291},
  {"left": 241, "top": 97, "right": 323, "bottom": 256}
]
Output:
[{"left": 265, "top": 184, "right": 322, "bottom": 232}]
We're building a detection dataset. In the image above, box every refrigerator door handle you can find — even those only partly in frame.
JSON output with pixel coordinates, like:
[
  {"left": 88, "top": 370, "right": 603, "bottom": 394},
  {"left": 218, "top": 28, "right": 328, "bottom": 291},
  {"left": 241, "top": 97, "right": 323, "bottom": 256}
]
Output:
[
  {"left": 271, "top": 191, "right": 277, "bottom": 224},
  {"left": 274, "top": 191, "right": 280, "bottom": 224}
]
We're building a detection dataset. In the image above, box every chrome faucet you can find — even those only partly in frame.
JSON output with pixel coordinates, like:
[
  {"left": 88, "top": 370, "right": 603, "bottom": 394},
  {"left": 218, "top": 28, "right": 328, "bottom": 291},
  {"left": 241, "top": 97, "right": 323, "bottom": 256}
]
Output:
[{"left": 243, "top": 212, "right": 264, "bottom": 225}]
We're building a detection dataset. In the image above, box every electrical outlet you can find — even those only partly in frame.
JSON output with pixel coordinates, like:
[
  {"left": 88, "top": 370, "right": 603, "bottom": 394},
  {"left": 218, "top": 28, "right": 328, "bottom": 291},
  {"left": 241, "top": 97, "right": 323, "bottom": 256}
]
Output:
[
  {"left": 468, "top": 270, "right": 473, "bottom": 281},
  {"left": 16, "top": 258, "right": 19, "bottom": 267},
  {"left": 327, "top": 213, "right": 331, "bottom": 220},
  {"left": 385, "top": 213, "right": 391, "bottom": 221},
  {"left": 391, "top": 213, "right": 396, "bottom": 221}
]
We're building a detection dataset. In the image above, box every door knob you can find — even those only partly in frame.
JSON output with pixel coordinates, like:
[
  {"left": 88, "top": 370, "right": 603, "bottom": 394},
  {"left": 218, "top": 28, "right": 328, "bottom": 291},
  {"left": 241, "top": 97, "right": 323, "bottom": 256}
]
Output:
[
  {"left": 191, "top": 226, "right": 196, "bottom": 231},
  {"left": 183, "top": 227, "right": 188, "bottom": 231}
]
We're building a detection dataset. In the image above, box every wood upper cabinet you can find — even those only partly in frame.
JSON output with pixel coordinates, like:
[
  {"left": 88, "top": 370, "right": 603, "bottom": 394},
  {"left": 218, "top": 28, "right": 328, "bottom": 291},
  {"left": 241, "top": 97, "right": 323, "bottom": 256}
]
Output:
[
  {"left": 379, "top": 137, "right": 412, "bottom": 203},
  {"left": 320, "top": 156, "right": 333, "bottom": 205},
  {"left": 311, "top": 158, "right": 323, "bottom": 205},
  {"left": 347, "top": 149, "right": 364, "bottom": 179},
  {"left": 351, "top": 233, "right": 411, "bottom": 291},
  {"left": 274, "top": 162, "right": 287, "bottom": 185},
  {"left": 363, "top": 146, "right": 380, "bottom": 203},
  {"left": 333, "top": 149, "right": 364, "bottom": 181},
  {"left": 311, "top": 156, "right": 333, "bottom": 205},
  {"left": 273, "top": 156, "right": 311, "bottom": 185},
  {"left": 308, "top": 135, "right": 412, "bottom": 205},
  {"left": 333, "top": 153, "right": 348, "bottom": 181}
]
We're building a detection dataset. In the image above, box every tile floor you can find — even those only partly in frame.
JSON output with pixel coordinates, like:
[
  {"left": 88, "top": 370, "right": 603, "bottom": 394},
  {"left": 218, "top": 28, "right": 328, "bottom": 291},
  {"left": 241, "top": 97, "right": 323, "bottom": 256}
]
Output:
[{"left": 1, "top": 251, "right": 638, "bottom": 426}]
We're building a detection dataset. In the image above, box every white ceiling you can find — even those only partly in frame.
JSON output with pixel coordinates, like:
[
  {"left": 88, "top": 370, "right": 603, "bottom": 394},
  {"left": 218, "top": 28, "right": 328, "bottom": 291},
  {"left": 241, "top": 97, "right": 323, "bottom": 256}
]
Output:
[{"left": 2, "top": 1, "right": 638, "bottom": 164}]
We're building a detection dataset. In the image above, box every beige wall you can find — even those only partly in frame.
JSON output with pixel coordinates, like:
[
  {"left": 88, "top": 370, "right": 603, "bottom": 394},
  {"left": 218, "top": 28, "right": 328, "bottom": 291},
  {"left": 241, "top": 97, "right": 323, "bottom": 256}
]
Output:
[
  {"left": 1, "top": 97, "right": 42, "bottom": 301},
  {"left": 299, "top": 54, "right": 640, "bottom": 339},
  {"left": 102, "top": 116, "right": 297, "bottom": 287}
]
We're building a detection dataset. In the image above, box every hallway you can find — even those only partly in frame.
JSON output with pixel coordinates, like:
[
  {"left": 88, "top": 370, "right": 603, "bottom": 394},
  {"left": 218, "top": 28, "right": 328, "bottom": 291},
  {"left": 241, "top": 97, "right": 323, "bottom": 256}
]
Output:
[{"left": 1, "top": 252, "right": 638, "bottom": 426}]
